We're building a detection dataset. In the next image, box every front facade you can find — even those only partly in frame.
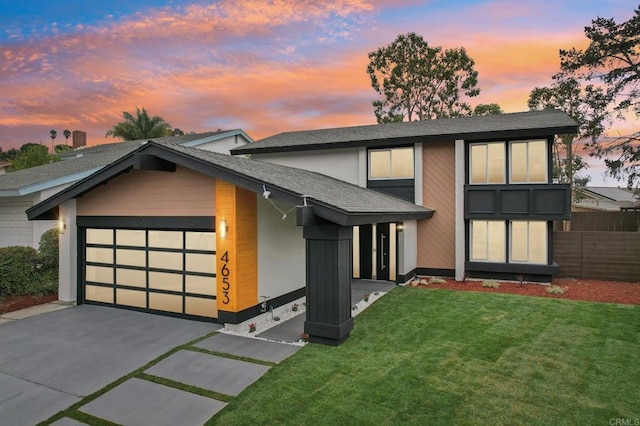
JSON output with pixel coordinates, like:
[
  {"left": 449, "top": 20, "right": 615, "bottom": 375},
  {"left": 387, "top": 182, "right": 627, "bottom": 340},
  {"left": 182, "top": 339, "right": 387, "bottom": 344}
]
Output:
[{"left": 28, "top": 110, "right": 576, "bottom": 345}]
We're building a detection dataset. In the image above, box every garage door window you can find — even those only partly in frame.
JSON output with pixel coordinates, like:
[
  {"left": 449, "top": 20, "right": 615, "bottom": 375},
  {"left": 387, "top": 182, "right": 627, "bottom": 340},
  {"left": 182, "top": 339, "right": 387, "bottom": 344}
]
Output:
[{"left": 84, "top": 228, "right": 217, "bottom": 319}]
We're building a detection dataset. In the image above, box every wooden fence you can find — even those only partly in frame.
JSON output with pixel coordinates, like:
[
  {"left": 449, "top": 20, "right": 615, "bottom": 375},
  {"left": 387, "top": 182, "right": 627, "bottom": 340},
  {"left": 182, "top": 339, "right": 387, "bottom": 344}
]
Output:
[
  {"left": 554, "top": 231, "right": 640, "bottom": 281},
  {"left": 555, "top": 211, "right": 640, "bottom": 232}
]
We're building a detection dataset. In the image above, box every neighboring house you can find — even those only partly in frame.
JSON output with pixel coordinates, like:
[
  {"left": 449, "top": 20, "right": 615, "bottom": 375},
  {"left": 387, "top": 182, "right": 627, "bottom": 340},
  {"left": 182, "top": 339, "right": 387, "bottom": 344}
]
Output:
[
  {"left": 0, "top": 161, "right": 10, "bottom": 175},
  {"left": 26, "top": 110, "right": 576, "bottom": 345},
  {"left": 233, "top": 109, "right": 576, "bottom": 283},
  {"left": 573, "top": 186, "right": 638, "bottom": 212},
  {"left": 0, "top": 130, "right": 252, "bottom": 248}
]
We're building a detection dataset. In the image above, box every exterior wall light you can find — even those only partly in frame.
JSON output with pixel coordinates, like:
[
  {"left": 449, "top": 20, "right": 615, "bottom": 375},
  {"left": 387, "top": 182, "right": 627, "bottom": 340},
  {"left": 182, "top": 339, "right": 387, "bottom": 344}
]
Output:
[
  {"left": 58, "top": 218, "right": 66, "bottom": 234},
  {"left": 219, "top": 219, "right": 228, "bottom": 239},
  {"left": 396, "top": 222, "right": 405, "bottom": 232}
]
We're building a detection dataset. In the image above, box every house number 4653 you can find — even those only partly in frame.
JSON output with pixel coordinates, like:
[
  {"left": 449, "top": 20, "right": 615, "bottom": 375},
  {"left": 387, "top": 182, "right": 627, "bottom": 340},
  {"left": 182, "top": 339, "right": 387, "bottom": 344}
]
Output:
[{"left": 220, "top": 251, "right": 230, "bottom": 304}]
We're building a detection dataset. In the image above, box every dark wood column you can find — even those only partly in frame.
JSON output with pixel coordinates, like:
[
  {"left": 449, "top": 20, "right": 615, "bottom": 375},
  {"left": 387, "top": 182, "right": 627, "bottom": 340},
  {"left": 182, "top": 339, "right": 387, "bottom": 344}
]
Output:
[{"left": 303, "top": 223, "right": 354, "bottom": 346}]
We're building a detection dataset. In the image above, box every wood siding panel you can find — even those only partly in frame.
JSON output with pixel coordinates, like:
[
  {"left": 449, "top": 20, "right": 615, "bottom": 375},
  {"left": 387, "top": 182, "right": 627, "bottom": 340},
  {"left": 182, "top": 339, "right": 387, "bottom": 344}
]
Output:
[
  {"left": 418, "top": 142, "right": 456, "bottom": 269},
  {"left": 554, "top": 231, "right": 640, "bottom": 281},
  {"left": 0, "top": 196, "right": 33, "bottom": 247},
  {"left": 216, "top": 181, "right": 257, "bottom": 314},
  {"left": 77, "top": 166, "right": 215, "bottom": 216}
]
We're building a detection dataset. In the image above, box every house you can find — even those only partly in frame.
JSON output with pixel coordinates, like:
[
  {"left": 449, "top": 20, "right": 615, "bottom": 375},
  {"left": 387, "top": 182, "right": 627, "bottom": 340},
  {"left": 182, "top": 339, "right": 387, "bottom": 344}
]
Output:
[
  {"left": 0, "top": 130, "right": 252, "bottom": 248},
  {"left": 232, "top": 109, "right": 576, "bottom": 283},
  {"left": 573, "top": 186, "right": 638, "bottom": 212},
  {"left": 0, "top": 161, "right": 10, "bottom": 175},
  {"left": 27, "top": 110, "right": 577, "bottom": 345}
]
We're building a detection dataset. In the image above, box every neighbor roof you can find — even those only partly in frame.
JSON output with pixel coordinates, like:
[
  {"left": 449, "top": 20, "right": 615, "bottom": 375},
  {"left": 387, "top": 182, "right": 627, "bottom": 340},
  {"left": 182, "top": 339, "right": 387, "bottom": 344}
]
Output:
[
  {"left": 232, "top": 109, "right": 578, "bottom": 155},
  {"left": 28, "top": 140, "right": 433, "bottom": 226},
  {"left": 0, "top": 131, "right": 250, "bottom": 196},
  {"left": 582, "top": 186, "right": 637, "bottom": 202}
]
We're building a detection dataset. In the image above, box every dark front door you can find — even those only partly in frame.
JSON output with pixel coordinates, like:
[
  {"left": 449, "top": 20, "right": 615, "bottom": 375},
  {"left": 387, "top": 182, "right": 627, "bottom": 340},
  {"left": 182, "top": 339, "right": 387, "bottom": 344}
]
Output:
[{"left": 376, "top": 223, "right": 390, "bottom": 281}]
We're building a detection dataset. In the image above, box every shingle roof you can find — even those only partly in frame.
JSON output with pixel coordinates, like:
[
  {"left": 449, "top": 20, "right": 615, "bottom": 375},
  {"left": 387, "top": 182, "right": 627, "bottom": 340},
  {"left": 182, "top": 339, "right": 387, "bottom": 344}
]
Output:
[
  {"left": 28, "top": 140, "right": 433, "bottom": 226},
  {"left": 232, "top": 109, "right": 578, "bottom": 154},
  {"left": 0, "top": 131, "right": 238, "bottom": 195},
  {"left": 582, "top": 186, "right": 637, "bottom": 202},
  {"left": 159, "top": 141, "right": 430, "bottom": 217}
]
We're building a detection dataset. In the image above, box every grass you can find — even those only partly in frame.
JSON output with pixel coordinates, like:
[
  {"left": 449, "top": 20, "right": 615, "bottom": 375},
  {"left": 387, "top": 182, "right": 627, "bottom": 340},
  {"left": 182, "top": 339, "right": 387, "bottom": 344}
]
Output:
[{"left": 208, "top": 287, "right": 640, "bottom": 425}]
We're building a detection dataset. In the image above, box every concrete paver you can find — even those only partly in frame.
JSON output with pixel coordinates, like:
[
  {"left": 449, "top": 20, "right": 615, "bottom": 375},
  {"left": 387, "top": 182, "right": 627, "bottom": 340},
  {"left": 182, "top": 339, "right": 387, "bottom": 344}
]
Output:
[
  {"left": 81, "top": 378, "right": 225, "bottom": 426},
  {"left": 196, "top": 333, "right": 301, "bottom": 363},
  {"left": 146, "top": 349, "right": 270, "bottom": 396},
  {"left": 257, "top": 314, "right": 305, "bottom": 343},
  {"left": 0, "top": 372, "right": 80, "bottom": 426},
  {"left": 0, "top": 305, "right": 220, "bottom": 425},
  {"left": 0, "top": 301, "right": 73, "bottom": 320}
]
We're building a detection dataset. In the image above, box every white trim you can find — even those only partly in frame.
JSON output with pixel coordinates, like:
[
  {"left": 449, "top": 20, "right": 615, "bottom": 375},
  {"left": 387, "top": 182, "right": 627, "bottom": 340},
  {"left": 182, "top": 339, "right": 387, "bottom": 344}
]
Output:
[
  {"left": 0, "top": 167, "right": 103, "bottom": 198},
  {"left": 455, "top": 139, "right": 465, "bottom": 281}
]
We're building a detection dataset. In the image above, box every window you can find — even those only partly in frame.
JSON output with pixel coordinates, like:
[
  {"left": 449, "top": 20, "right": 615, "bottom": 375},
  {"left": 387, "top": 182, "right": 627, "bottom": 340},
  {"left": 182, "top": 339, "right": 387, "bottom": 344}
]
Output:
[
  {"left": 369, "top": 147, "right": 414, "bottom": 179},
  {"left": 470, "top": 220, "right": 505, "bottom": 262},
  {"left": 510, "top": 221, "right": 547, "bottom": 264},
  {"left": 510, "top": 140, "right": 547, "bottom": 183},
  {"left": 470, "top": 143, "right": 505, "bottom": 184}
]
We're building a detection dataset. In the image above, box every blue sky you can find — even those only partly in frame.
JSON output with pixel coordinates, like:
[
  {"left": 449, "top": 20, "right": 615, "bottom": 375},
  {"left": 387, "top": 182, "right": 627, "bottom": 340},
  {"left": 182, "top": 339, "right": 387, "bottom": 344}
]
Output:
[{"left": 0, "top": 0, "right": 636, "bottom": 185}]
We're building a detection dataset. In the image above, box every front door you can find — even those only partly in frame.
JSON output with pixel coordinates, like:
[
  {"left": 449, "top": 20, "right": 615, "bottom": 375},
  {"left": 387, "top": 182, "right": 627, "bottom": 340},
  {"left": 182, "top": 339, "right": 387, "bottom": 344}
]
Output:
[{"left": 376, "top": 223, "right": 390, "bottom": 281}]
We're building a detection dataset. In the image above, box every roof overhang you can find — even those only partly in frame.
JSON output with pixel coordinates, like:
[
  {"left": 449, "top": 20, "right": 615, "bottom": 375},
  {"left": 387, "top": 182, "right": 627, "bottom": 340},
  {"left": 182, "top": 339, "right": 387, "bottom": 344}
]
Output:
[{"left": 27, "top": 142, "right": 433, "bottom": 226}]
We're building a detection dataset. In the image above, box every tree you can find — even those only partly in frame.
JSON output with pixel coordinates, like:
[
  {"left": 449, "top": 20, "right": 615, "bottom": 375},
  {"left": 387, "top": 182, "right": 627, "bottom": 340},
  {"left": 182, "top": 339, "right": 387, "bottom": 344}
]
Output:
[
  {"left": 105, "top": 107, "right": 173, "bottom": 141},
  {"left": 9, "top": 145, "right": 59, "bottom": 171},
  {"left": 54, "top": 145, "right": 73, "bottom": 153},
  {"left": 472, "top": 103, "right": 503, "bottom": 116},
  {"left": 558, "top": 7, "right": 640, "bottom": 187},
  {"left": 528, "top": 76, "right": 609, "bottom": 200},
  {"left": 367, "top": 33, "right": 480, "bottom": 123},
  {"left": 63, "top": 129, "right": 71, "bottom": 144},
  {"left": 49, "top": 130, "right": 57, "bottom": 153}
]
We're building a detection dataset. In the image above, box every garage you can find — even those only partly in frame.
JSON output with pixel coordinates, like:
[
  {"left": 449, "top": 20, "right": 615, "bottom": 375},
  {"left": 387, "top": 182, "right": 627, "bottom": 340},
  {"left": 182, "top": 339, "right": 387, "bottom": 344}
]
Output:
[{"left": 79, "top": 220, "right": 218, "bottom": 321}]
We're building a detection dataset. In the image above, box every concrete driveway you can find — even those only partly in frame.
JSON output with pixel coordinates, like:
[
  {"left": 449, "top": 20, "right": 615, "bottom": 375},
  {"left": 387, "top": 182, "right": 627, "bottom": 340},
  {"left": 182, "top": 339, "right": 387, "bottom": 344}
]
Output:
[{"left": 0, "top": 305, "right": 219, "bottom": 425}]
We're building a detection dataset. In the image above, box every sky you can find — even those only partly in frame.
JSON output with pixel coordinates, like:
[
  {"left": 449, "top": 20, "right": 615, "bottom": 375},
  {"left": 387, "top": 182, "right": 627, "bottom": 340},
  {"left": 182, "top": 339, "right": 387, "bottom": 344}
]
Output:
[{"left": 0, "top": 0, "right": 636, "bottom": 185}]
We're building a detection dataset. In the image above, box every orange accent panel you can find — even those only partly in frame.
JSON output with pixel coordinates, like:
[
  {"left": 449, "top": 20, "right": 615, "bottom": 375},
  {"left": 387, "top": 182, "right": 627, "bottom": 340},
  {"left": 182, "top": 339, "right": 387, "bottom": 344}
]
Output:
[
  {"left": 77, "top": 166, "right": 215, "bottom": 216},
  {"left": 216, "top": 181, "right": 257, "bottom": 313},
  {"left": 418, "top": 142, "right": 456, "bottom": 269}
]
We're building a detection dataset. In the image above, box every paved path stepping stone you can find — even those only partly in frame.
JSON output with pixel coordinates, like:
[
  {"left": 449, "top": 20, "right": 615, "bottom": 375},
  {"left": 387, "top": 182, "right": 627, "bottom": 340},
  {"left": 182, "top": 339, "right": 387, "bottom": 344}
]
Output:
[
  {"left": 257, "top": 314, "right": 305, "bottom": 343},
  {"left": 81, "top": 378, "right": 225, "bottom": 426},
  {"left": 196, "top": 333, "right": 301, "bottom": 363},
  {"left": 145, "top": 349, "right": 270, "bottom": 396}
]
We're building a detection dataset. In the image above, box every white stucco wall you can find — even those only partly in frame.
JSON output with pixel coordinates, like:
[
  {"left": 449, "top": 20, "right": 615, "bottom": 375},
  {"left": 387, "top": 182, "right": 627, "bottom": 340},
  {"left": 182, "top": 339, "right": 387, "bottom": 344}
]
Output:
[
  {"left": 257, "top": 197, "right": 305, "bottom": 303},
  {"left": 58, "top": 199, "right": 77, "bottom": 302},
  {"left": 254, "top": 147, "right": 364, "bottom": 186},
  {"left": 401, "top": 220, "right": 418, "bottom": 279}
]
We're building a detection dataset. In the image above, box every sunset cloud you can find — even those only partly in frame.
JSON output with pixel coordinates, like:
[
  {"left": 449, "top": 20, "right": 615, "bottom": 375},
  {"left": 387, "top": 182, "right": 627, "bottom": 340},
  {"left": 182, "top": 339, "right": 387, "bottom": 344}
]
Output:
[{"left": 0, "top": 0, "right": 636, "bottom": 187}]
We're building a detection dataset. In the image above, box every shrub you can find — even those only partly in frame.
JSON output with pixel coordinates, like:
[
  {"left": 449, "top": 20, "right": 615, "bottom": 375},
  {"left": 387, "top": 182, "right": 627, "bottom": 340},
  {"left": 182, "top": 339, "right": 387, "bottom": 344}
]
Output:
[
  {"left": 428, "top": 277, "right": 447, "bottom": 284},
  {"left": 482, "top": 280, "right": 500, "bottom": 288},
  {"left": 0, "top": 228, "right": 58, "bottom": 298},
  {"left": 546, "top": 285, "right": 567, "bottom": 295},
  {"left": 0, "top": 246, "right": 40, "bottom": 297}
]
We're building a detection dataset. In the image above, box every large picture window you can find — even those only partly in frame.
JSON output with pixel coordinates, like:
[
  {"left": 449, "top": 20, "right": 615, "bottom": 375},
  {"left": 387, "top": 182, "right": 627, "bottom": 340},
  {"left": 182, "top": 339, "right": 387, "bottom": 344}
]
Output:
[
  {"left": 470, "top": 220, "right": 505, "bottom": 262},
  {"left": 368, "top": 147, "right": 414, "bottom": 179},
  {"left": 510, "top": 140, "right": 547, "bottom": 183},
  {"left": 470, "top": 143, "right": 505, "bottom": 184},
  {"left": 510, "top": 221, "right": 547, "bottom": 264}
]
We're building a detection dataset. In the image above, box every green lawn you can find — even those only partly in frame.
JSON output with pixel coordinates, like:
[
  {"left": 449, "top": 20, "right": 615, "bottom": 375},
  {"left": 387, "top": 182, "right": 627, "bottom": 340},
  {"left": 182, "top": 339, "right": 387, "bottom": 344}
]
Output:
[{"left": 209, "top": 287, "right": 640, "bottom": 425}]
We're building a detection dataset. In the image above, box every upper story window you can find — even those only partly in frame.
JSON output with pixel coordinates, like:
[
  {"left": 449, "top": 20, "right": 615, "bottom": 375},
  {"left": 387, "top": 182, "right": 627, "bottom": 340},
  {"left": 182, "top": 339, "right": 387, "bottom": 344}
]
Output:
[
  {"left": 469, "top": 139, "right": 548, "bottom": 185},
  {"left": 470, "top": 142, "right": 505, "bottom": 184},
  {"left": 510, "top": 140, "right": 547, "bottom": 183},
  {"left": 368, "top": 147, "right": 414, "bottom": 180}
]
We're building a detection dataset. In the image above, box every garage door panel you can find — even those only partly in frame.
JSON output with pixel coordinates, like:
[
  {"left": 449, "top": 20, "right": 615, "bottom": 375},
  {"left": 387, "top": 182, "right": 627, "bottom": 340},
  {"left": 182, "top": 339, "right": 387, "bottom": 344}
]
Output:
[
  {"left": 115, "top": 229, "right": 145, "bottom": 246},
  {"left": 87, "top": 229, "right": 113, "bottom": 245},
  {"left": 149, "top": 231, "right": 182, "bottom": 249},
  {"left": 185, "top": 297, "right": 217, "bottom": 318},
  {"left": 149, "top": 272, "right": 183, "bottom": 292},
  {"left": 186, "top": 253, "right": 216, "bottom": 274},
  {"left": 116, "top": 249, "right": 146, "bottom": 267},
  {"left": 185, "top": 275, "right": 216, "bottom": 296},
  {"left": 86, "top": 285, "right": 114, "bottom": 304},
  {"left": 149, "top": 251, "right": 183, "bottom": 271},
  {"left": 149, "top": 293, "right": 183, "bottom": 313},
  {"left": 116, "top": 269, "right": 146, "bottom": 288},
  {"left": 116, "top": 289, "right": 147, "bottom": 308},
  {"left": 86, "top": 247, "right": 113, "bottom": 263},
  {"left": 86, "top": 266, "right": 114, "bottom": 284}
]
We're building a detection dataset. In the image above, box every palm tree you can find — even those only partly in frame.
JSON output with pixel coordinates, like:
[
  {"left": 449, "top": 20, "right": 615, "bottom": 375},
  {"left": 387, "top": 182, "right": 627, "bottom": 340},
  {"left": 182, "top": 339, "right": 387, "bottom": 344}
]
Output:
[
  {"left": 63, "top": 129, "right": 71, "bottom": 145},
  {"left": 105, "top": 107, "right": 173, "bottom": 141},
  {"left": 49, "top": 129, "right": 57, "bottom": 153}
]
